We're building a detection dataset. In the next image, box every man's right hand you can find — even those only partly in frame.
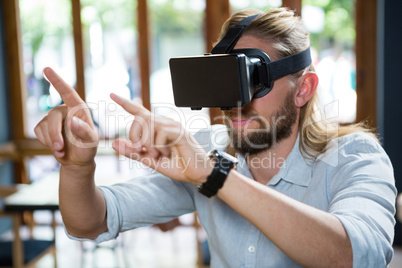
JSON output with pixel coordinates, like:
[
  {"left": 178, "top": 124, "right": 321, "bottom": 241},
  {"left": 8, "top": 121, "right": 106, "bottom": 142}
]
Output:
[{"left": 34, "top": 67, "right": 99, "bottom": 167}]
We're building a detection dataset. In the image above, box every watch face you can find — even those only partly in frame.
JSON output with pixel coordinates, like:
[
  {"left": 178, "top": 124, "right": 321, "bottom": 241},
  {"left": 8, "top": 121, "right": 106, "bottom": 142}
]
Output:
[
  {"left": 209, "top": 149, "right": 238, "bottom": 166},
  {"left": 208, "top": 149, "right": 219, "bottom": 159},
  {"left": 200, "top": 149, "right": 239, "bottom": 198},
  {"left": 222, "top": 152, "right": 239, "bottom": 166}
]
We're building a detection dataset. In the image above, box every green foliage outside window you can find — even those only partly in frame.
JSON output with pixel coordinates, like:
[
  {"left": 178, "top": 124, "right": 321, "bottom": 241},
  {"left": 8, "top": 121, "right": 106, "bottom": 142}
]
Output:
[
  {"left": 149, "top": 0, "right": 203, "bottom": 37},
  {"left": 303, "top": 0, "right": 355, "bottom": 50},
  {"left": 20, "top": 0, "right": 72, "bottom": 71},
  {"left": 19, "top": 0, "right": 355, "bottom": 68}
]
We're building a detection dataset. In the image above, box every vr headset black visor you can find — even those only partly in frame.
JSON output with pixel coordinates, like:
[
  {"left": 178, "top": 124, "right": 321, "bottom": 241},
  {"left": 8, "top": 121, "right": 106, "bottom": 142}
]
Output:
[{"left": 169, "top": 14, "right": 312, "bottom": 110}]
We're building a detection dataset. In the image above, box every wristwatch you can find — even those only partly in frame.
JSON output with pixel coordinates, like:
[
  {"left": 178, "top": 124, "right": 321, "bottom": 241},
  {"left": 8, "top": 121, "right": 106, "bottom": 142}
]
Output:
[{"left": 198, "top": 150, "right": 238, "bottom": 198}]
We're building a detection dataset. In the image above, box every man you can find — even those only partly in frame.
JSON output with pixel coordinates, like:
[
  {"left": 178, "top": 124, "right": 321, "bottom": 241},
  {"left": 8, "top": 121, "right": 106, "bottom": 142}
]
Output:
[{"left": 34, "top": 8, "right": 396, "bottom": 267}]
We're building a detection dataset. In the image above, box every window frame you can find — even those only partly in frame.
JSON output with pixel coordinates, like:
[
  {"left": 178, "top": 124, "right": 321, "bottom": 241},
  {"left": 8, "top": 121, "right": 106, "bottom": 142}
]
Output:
[{"left": 2, "top": 0, "right": 375, "bottom": 184}]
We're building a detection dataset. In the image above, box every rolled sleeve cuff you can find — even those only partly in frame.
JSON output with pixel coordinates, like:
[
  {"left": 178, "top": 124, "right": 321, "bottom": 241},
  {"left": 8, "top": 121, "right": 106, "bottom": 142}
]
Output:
[
  {"left": 333, "top": 214, "right": 393, "bottom": 268},
  {"left": 65, "top": 186, "right": 123, "bottom": 244}
]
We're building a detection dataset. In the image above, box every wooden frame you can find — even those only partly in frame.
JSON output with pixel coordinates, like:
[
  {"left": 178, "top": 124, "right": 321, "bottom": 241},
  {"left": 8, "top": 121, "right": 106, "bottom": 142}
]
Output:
[
  {"left": 206, "top": 0, "right": 230, "bottom": 125},
  {"left": 355, "top": 0, "right": 377, "bottom": 128},
  {"left": 282, "top": 0, "right": 302, "bottom": 15},
  {"left": 137, "top": 0, "right": 151, "bottom": 110},
  {"left": 1, "top": 0, "right": 28, "bottom": 184},
  {"left": 71, "top": 0, "right": 86, "bottom": 101},
  {"left": 1, "top": 0, "right": 378, "bottom": 176},
  {"left": 1, "top": 0, "right": 26, "bottom": 140}
]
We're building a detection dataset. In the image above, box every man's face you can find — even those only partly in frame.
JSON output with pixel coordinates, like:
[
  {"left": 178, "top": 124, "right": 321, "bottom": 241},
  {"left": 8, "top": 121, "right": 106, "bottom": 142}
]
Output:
[{"left": 223, "top": 35, "right": 298, "bottom": 156}]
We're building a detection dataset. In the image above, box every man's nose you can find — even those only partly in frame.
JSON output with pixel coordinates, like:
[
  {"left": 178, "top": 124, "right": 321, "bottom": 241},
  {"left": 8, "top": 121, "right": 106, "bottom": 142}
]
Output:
[{"left": 232, "top": 104, "right": 251, "bottom": 115}]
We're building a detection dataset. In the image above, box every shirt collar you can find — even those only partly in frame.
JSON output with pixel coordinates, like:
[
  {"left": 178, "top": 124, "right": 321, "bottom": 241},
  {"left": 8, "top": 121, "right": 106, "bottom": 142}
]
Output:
[
  {"left": 237, "top": 135, "right": 312, "bottom": 187},
  {"left": 269, "top": 135, "right": 312, "bottom": 187}
]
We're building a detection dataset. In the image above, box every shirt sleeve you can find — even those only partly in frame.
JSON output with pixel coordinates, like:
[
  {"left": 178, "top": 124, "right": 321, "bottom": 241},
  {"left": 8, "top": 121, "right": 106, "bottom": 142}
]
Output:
[
  {"left": 65, "top": 125, "right": 225, "bottom": 244},
  {"left": 67, "top": 173, "right": 196, "bottom": 244},
  {"left": 326, "top": 134, "right": 397, "bottom": 267}
]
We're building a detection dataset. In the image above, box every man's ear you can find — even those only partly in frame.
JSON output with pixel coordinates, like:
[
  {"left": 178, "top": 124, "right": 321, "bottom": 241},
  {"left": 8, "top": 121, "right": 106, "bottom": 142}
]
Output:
[{"left": 294, "top": 72, "right": 319, "bottom": 108}]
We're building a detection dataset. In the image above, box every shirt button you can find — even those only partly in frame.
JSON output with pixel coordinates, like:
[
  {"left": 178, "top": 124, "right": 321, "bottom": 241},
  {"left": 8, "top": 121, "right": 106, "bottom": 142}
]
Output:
[{"left": 248, "top": 246, "right": 255, "bottom": 253}]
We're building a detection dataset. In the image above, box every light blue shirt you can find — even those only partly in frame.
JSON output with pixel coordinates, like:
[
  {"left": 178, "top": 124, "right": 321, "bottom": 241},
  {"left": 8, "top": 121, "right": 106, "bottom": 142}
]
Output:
[{"left": 69, "top": 125, "right": 396, "bottom": 267}]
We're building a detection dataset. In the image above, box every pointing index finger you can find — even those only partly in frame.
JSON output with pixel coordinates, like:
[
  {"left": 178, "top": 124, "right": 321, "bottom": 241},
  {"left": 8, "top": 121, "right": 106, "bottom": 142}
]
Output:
[
  {"left": 43, "top": 67, "right": 84, "bottom": 107},
  {"left": 110, "top": 93, "right": 149, "bottom": 116}
]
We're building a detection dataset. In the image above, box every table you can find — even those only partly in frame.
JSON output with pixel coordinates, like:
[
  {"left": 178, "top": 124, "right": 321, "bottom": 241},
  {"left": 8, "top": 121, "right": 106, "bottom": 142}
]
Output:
[
  {"left": 1, "top": 172, "right": 130, "bottom": 268},
  {"left": 4, "top": 171, "right": 129, "bottom": 211},
  {"left": 1, "top": 175, "right": 59, "bottom": 268},
  {"left": 4, "top": 176, "right": 59, "bottom": 212}
]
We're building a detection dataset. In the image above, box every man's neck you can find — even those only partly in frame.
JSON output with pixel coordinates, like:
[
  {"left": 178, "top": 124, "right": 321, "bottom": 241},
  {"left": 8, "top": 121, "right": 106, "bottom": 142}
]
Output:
[{"left": 247, "top": 125, "right": 299, "bottom": 185}]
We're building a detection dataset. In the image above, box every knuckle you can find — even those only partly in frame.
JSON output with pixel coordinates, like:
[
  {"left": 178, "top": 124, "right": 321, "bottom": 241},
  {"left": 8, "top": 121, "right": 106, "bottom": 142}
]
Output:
[
  {"left": 33, "top": 126, "right": 41, "bottom": 138},
  {"left": 34, "top": 119, "right": 45, "bottom": 133},
  {"left": 38, "top": 115, "right": 48, "bottom": 124},
  {"left": 50, "top": 105, "right": 62, "bottom": 113}
]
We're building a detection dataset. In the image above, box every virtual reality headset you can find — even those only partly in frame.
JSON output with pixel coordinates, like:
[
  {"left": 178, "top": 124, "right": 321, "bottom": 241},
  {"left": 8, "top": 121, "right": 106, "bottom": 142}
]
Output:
[{"left": 169, "top": 14, "right": 312, "bottom": 110}]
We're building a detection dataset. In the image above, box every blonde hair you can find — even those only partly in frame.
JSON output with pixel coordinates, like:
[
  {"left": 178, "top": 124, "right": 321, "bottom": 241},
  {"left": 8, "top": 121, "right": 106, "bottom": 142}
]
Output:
[{"left": 219, "top": 8, "right": 377, "bottom": 159}]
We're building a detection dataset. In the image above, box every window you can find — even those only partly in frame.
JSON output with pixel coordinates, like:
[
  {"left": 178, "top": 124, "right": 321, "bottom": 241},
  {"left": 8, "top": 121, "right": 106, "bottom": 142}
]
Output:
[
  {"left": 230, "top": 0, "right": 282, "bottom": 11},
  {"left": 81, "top": 0, "right": 139, "bottom": 139},
  {"left": 302, "top": 0, "right": 357, "bottom": 123},
  {"left": 20, "top": 0, "right": 75, "bottom": 138},
  {"left": 149, "top": 0, "right": 210, "bottom": 134},
  {"left": 4, "top": 0, "right": 369, "bottom": 183}
]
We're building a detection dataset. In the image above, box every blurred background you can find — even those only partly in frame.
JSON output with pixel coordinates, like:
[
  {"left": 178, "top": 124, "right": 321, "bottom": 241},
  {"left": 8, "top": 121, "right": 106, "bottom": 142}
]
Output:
[
  {"left": 1, "top": 0, "right": 401, "bottom": 267},
  {"left": 3, "top": 0, "right": 362, "bottom": 182}
]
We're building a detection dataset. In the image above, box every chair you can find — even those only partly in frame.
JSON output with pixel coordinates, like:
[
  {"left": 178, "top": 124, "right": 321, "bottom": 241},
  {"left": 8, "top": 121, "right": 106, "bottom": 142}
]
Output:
[
  {"left": 0, "top": 185, "right": 57, "bottom": 268},
  {"left": 153, "top": 215, "right": 210, "bottom": 268}
]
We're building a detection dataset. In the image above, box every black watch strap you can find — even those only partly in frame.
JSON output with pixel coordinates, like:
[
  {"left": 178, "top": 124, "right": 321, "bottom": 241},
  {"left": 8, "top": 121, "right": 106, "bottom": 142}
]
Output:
[{"left": 198, "top": 150, "right": 238, "bottom": 197}]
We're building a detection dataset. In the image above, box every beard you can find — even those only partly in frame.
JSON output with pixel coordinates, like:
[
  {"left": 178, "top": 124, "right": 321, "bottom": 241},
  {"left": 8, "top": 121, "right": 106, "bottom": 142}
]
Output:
[{"left": 224, "top": 90, "right": 297, "bottom": 156}]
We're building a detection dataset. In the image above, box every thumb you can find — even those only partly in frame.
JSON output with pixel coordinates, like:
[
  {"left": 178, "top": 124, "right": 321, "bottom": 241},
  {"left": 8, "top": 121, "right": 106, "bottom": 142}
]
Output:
[
  {"left": 112, "top": 139, "right": 157, "bottom": 170},
  {"left": 66, "top": 116, "right": 98, "bottom": 149},
  {"left": 66, "top": 102, "right": 95, "bottom": 127},
  {"left": 112, "top": 139, "right": 142, "bottom": 159}
]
